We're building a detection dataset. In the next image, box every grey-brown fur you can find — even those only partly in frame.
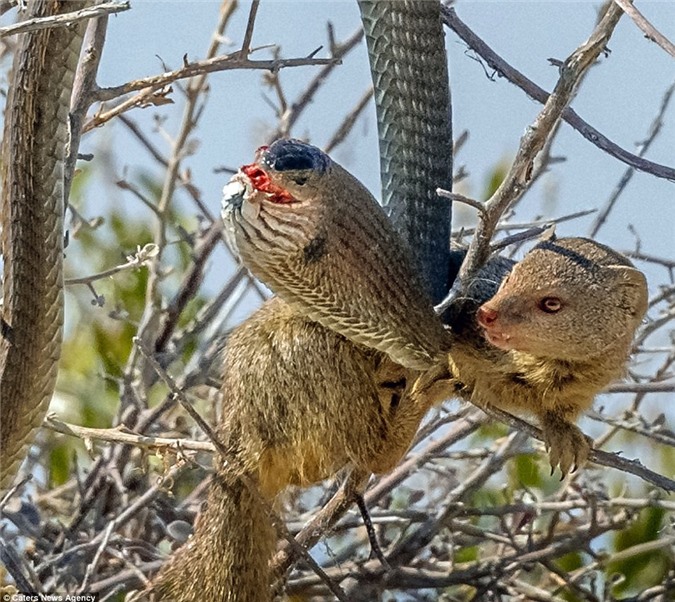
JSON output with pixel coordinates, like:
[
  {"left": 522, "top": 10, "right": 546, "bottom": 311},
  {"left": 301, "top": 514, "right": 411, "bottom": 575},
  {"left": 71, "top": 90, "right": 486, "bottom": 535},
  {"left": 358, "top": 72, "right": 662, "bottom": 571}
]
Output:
[{"left": 443, "top": 237, "right": 648, "bottom": 474}]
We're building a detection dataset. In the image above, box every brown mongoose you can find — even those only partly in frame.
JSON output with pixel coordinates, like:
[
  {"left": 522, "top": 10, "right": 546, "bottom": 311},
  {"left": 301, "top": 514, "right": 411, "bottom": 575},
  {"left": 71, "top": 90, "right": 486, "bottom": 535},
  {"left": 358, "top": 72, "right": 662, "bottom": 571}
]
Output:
[
  {"left": 150, "top": 141, "right": 647, "bottom": 599},
  {"left": 443, "top": 237, "right": 648, "bottom": 474},
  {"left": 149, "top": 140, "right": 447, "bottom": 600}
]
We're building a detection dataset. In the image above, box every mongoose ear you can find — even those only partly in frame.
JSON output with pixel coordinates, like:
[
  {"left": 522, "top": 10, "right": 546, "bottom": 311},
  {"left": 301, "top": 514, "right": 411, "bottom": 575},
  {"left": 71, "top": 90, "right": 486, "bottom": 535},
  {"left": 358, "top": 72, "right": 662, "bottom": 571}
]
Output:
[{"left": 605, "top": 265, "right": 648, "bottom": 318}]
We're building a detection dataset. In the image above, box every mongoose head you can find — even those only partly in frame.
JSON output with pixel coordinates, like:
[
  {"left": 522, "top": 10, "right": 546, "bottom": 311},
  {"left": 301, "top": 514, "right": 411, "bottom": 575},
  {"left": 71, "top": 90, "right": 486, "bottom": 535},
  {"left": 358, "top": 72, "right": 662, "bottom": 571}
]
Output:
[{"left": 476, "top": 237, "right": 648, "bottom": 362}]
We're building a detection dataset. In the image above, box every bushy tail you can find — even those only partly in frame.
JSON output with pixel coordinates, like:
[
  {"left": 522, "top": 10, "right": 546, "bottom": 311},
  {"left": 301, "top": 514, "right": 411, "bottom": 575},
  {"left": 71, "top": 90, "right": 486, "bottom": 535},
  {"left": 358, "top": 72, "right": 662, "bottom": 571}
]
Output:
[{"left": 149, "top": 472, "right": 275, "bottom": 602}]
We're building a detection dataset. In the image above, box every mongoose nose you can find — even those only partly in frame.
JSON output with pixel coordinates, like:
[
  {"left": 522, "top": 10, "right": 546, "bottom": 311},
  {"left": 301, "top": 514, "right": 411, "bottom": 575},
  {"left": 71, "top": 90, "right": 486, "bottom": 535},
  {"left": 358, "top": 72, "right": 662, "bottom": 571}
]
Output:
[{"left": 477, "top": 306, "right": 498, "bottom": 327}]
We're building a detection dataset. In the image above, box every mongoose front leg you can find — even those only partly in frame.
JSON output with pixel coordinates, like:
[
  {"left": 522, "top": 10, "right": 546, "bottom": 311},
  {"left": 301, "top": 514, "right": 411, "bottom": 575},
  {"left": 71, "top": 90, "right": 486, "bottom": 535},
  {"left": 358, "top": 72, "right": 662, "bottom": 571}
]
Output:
[{"left": 540, "top": 410, "right": 593, "bottom": 476}]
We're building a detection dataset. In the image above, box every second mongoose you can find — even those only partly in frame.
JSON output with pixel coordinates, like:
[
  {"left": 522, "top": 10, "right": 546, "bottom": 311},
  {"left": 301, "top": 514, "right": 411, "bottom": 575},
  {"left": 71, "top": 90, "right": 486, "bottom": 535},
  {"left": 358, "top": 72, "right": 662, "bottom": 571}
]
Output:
[{"left": 444, "top": 237, "right": 648, "bottom": 474}]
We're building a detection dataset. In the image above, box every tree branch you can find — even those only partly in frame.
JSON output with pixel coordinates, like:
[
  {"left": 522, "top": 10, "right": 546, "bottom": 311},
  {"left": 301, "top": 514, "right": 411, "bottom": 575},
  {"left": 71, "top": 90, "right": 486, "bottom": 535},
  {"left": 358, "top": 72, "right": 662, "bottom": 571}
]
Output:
[
  {"left": 457, "top": 1, "right": 627, "bottom": 283},
  {"left": 613, "top": 0, "right": 675, "bottom": 59},
  {"left": 0, "top": 1, "right": 129, "bottom": 38},
  {"left": 441, "top": 6, "right": 675, "bottom": 183}
]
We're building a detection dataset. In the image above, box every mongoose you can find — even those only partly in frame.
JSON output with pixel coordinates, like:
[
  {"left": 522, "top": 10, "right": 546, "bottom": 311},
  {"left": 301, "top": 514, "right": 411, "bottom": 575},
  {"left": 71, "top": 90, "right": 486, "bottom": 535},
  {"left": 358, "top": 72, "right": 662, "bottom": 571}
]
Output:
[
  {"left": 149, "top": 141, "right": 447, "bottom": 600},
  {"left": 443, "top": 237, "right": 648, "bottom": 474},
  {"left": 150, "top": 141, "right": 647, "bottom": 599}
]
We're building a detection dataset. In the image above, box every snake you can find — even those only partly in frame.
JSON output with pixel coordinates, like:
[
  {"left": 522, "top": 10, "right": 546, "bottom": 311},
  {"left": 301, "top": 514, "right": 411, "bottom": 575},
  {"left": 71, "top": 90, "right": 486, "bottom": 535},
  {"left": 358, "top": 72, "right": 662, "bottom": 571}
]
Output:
[
  {"left": 0, "top": 0, "right": 90, "bottom": 491},
  {"left": 221, "top": 2, "right": 453, "bottom": 368},
  {"left": 0, "top": 0, "right": 452, "bottom": 491}
]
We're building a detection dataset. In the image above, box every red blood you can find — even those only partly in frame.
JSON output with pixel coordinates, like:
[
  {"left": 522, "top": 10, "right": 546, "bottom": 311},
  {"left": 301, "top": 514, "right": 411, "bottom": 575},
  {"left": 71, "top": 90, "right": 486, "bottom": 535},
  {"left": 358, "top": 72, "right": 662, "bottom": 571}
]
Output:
[{"left": 241, "top": 163, "right": 293, "bottom": 204}]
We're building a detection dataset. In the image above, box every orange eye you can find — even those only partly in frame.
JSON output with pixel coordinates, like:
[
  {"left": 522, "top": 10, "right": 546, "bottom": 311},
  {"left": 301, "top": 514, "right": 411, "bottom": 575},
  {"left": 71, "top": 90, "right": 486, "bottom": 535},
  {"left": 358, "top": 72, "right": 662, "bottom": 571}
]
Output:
[{"left": 539, "top": 297, "right": 562, "bottom": 313}]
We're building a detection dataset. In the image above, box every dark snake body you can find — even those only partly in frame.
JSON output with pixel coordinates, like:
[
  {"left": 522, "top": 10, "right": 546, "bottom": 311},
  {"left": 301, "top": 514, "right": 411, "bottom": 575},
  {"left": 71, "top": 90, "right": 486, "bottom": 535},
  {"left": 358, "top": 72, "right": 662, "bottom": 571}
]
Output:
[{"left": 358, "top": 0, "right": 453, "bottom": 304}]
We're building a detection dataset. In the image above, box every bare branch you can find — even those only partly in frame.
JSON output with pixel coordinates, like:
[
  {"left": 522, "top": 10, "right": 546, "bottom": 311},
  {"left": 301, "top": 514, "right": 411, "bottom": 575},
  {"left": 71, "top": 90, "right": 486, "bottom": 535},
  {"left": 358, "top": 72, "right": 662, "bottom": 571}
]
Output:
[
  {"left": 267, "top": 26, "right": 364, "bottom": 142},
  {"left": 442, "top": 6, "right": 675, "bottom": 182},
  {"left": 0, "top": 1, "right": 129, "bottom": 38},
  {"left": 589, "top": 81, "right": 675, "bottom": 236},
  {"left": 239, "top": 0, "right": 260, "bottom": 56},
  {"left": 613, "top": 0, "right": 675, "bottom": 59},
  {"left": 458, "top": 2, "right": 627, "bottom": 283},
  {"left": 95, "top": 53, "right": 339, "bottom": 103},
  {"left": 324, "top": 87, "right": 373, "bottom": 154},
  {"left": 44, "top": 415, "right": 216, "bottom": 453},
  {"left": 480, "top": 405, "right": 675, "bottom": 492}
]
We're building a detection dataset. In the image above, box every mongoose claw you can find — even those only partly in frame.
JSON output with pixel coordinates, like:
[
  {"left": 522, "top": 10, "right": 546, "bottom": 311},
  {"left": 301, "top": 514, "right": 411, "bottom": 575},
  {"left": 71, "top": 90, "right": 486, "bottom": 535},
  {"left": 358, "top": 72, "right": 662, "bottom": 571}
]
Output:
[{"left": 541, "top": 415, "right": 593, "bottom": 477}]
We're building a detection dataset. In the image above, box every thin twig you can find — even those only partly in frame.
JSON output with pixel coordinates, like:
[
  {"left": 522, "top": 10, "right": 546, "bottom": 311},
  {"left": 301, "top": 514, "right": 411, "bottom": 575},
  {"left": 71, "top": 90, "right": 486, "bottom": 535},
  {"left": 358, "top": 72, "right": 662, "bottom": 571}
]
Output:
[
  {"left": 324, "top": 87, "right": 373, "bottom": 154},
  {"left": 65, "top": 244, "right": 156, "bottom": 286},
  {"left": 437, "top": 188, "right": 485, "bottom": 213},
  {"left": 65, "top": 11, "right": 111, "bottom": 201},
  {"left": 78, "top": 522, "right": 115, "bottom": 593},
  {"left": 268, "top": 26, "right": 364, "bottom": 142},
  {"left": 589, "top": 81, "right": 675, "bottom": 236},
  {"left": 239, "top": 0, "right": 260, "bottom": 55},
  {"left": 0, "top": 1, "right": 129, "bottom": 38},
  {"left": 44, "top": 415, "right": 216, "bottom": 453},
  {"left": 95, "top": 53, "right": 339, "bottom": 103},
  {"left": 613, "top": 0, "right": 675, "bottom": 59},
  {"left": 442, "top": 6, "right": 675, "bottom": 182}
]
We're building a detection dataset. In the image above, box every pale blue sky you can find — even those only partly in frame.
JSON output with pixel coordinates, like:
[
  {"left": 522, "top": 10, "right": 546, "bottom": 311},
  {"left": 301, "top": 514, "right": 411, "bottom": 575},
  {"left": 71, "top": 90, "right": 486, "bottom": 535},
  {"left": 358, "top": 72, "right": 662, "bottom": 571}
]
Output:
[{"left": 86, "top": 1, "right": 674, "bottom": 254}]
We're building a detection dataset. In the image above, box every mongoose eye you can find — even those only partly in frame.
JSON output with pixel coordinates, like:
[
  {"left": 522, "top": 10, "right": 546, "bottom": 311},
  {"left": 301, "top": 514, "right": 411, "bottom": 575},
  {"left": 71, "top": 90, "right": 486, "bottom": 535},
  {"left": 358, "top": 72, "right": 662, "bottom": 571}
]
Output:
[{"left": 539, "top": 297, "right": 562, "bottom": 313}]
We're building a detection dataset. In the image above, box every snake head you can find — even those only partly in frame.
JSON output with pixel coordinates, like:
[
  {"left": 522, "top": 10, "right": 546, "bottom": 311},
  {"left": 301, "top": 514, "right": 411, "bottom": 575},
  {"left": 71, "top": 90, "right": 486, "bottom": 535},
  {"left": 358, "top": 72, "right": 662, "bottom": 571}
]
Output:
[
  {"left": 220, "top": 139, "right": 331, "bottom": 261},
  {"left": 245, "top": 139, "right": 331, "bottom": 203}
]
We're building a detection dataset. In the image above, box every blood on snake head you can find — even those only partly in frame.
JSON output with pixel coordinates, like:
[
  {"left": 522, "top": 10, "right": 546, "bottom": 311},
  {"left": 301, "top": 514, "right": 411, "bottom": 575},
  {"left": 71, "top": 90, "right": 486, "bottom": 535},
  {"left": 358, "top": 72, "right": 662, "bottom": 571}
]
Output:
[
  {"left": 243, "top": 139, "right": 332, "bottom": 204},
  {"left": 220, "top": 139, "right": 331, "bottom": 262}
]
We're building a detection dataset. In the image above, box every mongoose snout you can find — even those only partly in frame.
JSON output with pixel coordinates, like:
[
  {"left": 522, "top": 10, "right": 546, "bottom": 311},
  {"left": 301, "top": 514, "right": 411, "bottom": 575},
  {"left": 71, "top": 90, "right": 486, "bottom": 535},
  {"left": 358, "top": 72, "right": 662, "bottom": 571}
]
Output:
[{"left": 475, "top": 304, "right": 512, "bottom": 350}]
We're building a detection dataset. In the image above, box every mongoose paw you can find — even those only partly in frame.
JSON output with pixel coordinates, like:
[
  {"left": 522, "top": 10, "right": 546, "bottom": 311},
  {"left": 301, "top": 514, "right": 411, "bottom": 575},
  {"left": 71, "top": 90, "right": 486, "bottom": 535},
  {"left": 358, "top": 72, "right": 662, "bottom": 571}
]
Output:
[{"left": 542, "top": 417, "right": 592, "bottom": 477}]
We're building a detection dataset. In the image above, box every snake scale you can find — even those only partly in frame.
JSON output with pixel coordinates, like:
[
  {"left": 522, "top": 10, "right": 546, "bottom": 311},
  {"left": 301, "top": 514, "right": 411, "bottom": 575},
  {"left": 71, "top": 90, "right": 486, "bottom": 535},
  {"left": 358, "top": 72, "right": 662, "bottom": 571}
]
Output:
[
  {"left": 358, "top": 0, "right": 452, "bottom": 303},
  {"left": 1, "top": 0, "right": 90, "bottom": 492}
]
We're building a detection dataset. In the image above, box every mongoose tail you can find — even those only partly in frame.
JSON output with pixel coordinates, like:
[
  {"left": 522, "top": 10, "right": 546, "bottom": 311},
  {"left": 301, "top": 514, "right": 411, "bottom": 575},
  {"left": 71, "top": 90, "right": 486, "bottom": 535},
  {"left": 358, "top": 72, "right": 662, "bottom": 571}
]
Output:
[{"left": 150, "top": 470, "right": 275, "bottom": 602}]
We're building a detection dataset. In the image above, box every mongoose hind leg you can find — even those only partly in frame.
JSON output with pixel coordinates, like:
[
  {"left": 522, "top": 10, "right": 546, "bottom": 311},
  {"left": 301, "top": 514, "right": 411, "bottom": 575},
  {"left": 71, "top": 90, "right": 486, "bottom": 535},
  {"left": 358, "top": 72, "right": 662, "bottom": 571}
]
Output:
[
  {"left": 541, "top": 411, "right": 593, "bottom": 476},
  {"left": 367, "top": 360, "right": 456, "bottom": 475}
]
